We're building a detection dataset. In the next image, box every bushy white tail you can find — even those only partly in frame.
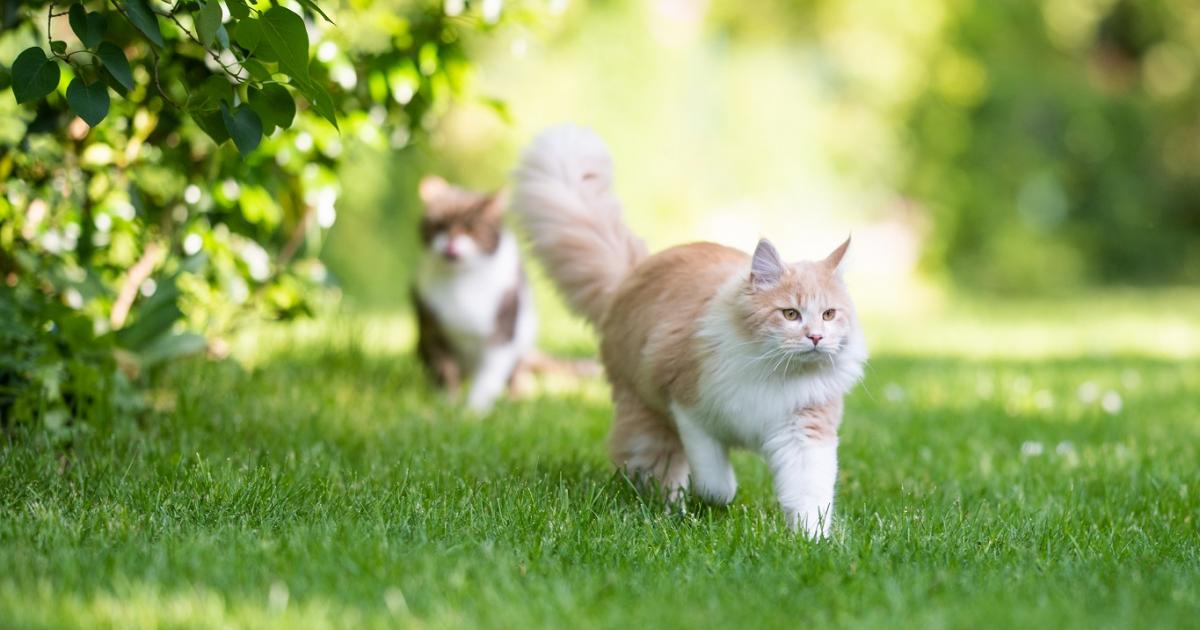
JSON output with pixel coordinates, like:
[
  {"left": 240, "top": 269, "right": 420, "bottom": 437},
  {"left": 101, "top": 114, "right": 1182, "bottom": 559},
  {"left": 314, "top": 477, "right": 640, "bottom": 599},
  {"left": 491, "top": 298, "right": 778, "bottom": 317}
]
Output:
[{"left": 512, "top": 125, "right": 648, "bottom": 325}]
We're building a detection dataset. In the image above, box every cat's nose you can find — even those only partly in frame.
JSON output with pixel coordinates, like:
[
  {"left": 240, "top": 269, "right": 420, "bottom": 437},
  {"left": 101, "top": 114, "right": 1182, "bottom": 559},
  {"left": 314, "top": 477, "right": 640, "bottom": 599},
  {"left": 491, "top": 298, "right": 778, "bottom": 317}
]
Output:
[{"left": 807, "top": 334, "right": 823, "bottom": 346}]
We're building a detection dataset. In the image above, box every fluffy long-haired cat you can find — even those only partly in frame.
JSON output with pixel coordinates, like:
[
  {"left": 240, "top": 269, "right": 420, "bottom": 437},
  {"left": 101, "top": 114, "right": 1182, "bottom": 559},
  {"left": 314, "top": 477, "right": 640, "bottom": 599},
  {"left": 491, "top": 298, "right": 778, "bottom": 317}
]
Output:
[
  {"left": 512, "top": 126, "right": 868, "bottom": 537},
  {"left": 413, "top": 176, "right": 537, "bottom": 413}
]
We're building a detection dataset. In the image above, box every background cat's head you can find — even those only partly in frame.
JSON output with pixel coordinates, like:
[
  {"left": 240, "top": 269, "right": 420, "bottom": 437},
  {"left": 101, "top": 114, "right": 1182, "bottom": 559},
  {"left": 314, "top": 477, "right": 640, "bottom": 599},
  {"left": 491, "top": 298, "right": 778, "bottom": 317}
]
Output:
[
  {"left": 418, "top": 175, "right": 507, "bottom": 265},
  {"left": 738, "top": 237, "right": 865, "bottom": 366}
]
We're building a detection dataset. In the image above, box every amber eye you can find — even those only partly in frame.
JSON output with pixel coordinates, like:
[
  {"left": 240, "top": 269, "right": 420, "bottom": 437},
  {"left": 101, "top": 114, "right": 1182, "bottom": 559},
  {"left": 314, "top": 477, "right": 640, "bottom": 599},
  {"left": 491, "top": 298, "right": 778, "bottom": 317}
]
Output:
[
  {"left": 823, "top": 308, "right": 837, "bottom": 321},
  {"left": 782, "top": 308, "right": 800, "bottom": 321}
]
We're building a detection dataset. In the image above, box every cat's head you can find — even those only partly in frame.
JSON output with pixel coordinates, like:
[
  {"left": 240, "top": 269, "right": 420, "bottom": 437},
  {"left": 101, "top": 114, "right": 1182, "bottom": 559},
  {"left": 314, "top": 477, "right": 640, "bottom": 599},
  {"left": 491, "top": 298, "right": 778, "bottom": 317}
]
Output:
[
  {"left": 418, "top": 175, "right": 507, "bottom": 265},
  {"left": 738, "top": 237, "right": 864, "bottom": 365}
]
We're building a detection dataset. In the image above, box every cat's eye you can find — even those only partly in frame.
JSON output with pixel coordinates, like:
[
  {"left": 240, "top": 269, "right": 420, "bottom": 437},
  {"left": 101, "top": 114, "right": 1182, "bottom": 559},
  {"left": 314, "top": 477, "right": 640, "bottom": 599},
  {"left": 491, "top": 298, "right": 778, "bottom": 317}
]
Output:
[
  {"left": 823, "top": 308, "right": 837, "bottom": 321},
  {"left": 781, "top": 308, "right": 800, "bottom": 321}
]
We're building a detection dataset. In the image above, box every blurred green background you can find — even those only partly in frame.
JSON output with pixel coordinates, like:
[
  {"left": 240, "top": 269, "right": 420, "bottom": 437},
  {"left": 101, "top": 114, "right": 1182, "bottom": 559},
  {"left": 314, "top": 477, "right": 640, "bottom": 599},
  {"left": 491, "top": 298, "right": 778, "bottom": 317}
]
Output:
[{"left": 324, "top": 0, "right": 1200, "bottom": 312}]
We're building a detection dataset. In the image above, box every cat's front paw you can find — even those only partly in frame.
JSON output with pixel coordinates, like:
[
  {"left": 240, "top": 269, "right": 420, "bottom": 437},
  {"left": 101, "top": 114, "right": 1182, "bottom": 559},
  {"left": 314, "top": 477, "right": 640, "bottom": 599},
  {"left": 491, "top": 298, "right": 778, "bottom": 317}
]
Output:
[{"left": 785, "top": 504, "right": 833, "bottom": 540}]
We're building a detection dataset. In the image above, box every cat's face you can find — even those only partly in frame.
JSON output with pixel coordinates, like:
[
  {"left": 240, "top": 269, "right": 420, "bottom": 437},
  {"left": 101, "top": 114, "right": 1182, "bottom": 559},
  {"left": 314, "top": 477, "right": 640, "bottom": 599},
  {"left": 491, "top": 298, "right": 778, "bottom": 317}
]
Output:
[
  {"left": 418, "top": 175, "right": 505, "bottom": 266},
  {"left": 739, "top": 238, "right": 860, "bottom": 365}
]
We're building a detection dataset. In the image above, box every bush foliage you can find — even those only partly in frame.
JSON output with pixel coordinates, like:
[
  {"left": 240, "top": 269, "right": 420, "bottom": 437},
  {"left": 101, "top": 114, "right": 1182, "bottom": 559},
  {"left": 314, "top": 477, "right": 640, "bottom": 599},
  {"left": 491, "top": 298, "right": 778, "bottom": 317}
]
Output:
[{"left": 1, "top": 0, "right": 520, "bottom": 433}]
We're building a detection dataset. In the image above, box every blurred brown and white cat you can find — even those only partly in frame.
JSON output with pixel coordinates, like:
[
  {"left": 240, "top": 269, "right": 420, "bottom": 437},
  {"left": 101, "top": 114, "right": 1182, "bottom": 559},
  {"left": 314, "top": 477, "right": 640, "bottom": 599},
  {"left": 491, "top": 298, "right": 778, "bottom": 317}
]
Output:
[
  {"left": 513, "top": 126, "right": 867, "bottom": 537},
  {"left": 413, "top": 176, "right": 537, "bottom": 413}
]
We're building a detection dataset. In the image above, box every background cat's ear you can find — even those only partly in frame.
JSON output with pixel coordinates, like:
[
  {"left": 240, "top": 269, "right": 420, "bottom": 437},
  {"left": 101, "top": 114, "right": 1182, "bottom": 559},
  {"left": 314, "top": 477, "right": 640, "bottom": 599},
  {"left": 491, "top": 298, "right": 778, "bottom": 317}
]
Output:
[
  {"left": 822, "top": 236, "right": 852, "bottom": 275},
  {"left": 419, "top": 175, "right": 450, "bottom": 203},
  {"left": 750, "top": 238, "right": 786, "bottom": 288},
  {"left": 482, "top": 188, "right": 510, "bottom": 219}
]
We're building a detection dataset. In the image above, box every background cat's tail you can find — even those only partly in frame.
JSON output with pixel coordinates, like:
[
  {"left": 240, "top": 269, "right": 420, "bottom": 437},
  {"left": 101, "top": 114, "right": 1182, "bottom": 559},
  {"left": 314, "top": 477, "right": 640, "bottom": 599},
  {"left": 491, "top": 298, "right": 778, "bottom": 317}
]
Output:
[{"left": 513, "top": 125, "right": 648, "bottom": 325}]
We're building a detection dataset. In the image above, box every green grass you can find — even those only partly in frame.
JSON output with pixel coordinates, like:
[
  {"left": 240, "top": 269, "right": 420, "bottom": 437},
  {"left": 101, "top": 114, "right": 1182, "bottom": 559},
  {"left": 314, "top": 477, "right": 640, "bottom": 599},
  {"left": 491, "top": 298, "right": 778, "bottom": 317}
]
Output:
[{"left": 2, "top": 293, "right": 1199, "bottom": 628}]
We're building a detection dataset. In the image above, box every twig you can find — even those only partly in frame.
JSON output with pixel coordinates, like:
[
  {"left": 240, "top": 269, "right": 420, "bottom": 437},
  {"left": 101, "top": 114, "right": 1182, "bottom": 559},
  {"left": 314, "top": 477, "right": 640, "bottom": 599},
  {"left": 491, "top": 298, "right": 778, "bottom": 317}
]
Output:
[
  {"left": 149, "top": 49, "right": 181, "bottom": 107},
  {"left": 110, "top": 242, "right": 164, "bottom": 329}
]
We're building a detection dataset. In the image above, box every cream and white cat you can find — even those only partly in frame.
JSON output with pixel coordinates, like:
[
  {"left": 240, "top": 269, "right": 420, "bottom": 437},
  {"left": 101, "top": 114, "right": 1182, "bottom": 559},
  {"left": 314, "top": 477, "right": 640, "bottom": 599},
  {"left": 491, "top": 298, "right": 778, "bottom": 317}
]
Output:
[{"left": 512, "top": 126, "right": 868, "bottom": 537}]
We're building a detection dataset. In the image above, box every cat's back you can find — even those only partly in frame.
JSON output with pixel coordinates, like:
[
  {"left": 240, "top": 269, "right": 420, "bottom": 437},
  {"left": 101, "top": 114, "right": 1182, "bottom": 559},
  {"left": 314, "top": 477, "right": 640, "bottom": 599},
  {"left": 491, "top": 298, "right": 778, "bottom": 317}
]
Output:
[{"left": 600, "top": 242, "right": 747, "bottom": 401}]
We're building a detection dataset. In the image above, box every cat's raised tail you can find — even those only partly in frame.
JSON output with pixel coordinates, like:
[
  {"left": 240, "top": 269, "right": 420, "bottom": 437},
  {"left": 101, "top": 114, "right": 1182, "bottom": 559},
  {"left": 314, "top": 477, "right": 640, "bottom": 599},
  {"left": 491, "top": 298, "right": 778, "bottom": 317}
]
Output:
[{"left": 513, "top": 125, "right": 648, "bottom": 325}]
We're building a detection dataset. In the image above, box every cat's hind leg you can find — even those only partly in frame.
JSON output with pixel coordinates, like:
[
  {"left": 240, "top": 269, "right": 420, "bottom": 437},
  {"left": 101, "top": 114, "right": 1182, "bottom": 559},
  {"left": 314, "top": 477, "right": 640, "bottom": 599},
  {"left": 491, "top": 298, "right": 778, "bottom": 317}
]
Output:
[{"left": 608, "top": 388, "right": 690, "bottom": 499}]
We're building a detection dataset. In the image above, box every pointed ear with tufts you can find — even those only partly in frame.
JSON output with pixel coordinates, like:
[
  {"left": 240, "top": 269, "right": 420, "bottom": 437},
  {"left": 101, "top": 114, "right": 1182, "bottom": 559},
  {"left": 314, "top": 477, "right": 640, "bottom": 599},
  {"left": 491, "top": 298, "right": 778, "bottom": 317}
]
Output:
[
  {"left": 418, "top": 175, "right": 450, "bottom": 203},
  {"left": 750, "top": 238, "right": 786, "bottom": 289},
  {"left": 822, "top": 236, "right": 851, "bottom": 275}
]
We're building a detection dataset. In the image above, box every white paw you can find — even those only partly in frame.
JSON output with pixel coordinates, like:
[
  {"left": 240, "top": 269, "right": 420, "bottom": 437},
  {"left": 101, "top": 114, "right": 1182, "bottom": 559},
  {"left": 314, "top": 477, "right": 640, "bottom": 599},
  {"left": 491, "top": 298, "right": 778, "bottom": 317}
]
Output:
[
  {"left": 786, "top": 504, "right": 833, "bottom": 539},
  {"left": 691, "top": 473, "right": 737, "bottom": 506}
]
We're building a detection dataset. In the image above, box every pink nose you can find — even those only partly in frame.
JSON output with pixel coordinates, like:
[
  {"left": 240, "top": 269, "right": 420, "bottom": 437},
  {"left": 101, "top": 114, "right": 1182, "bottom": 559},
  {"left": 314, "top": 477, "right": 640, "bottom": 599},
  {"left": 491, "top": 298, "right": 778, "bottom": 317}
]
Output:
[
  {"left": 808, "top": 334, "right": 823, "bottom": 346},
  {"left": 443, "top": 243, "right": 459, "bottom": 260}
]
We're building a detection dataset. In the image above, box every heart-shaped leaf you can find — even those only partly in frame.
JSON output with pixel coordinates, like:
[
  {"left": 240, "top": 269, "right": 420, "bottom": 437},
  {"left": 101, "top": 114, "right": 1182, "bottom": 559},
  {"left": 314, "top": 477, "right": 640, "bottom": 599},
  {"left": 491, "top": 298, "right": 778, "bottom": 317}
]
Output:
[
  {"left": 125, "top": 0, "right": 165, "bottom": 47},
  {"left": 66, "top": 77, "right": 110, "bottom": 126},
  {"left": 68, "top": 3, "right": 107, "bottom": 48},
  {"left": 11, "top": 47, "right": 61, "bottom": 104},
  {"left": 259, "top": 7, "right": 309, "bottom": 82},
  {"left": 220, "top": 102, "right": 262, "bottom": 156},
  {"left": 248, "top": 83, "right": 295, "bottom": 133},
  {"left": 50, "top": 40, "right": 67, "bottom": 55},
  {"left": 196, "top": 0, "right": 223, "bottom": 48},
  {"left": 194, "top": 110, "right": 230, "bottom": 144},
  {"left": 97, "top": 42, "right": 134, "bottom": 92}
]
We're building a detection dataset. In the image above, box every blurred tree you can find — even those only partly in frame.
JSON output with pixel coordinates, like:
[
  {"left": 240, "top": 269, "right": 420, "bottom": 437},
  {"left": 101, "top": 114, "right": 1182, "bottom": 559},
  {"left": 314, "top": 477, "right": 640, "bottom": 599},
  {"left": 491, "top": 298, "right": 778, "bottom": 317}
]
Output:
[{"left": 905, "top": 0, "right": 1200, "bottom": 292}]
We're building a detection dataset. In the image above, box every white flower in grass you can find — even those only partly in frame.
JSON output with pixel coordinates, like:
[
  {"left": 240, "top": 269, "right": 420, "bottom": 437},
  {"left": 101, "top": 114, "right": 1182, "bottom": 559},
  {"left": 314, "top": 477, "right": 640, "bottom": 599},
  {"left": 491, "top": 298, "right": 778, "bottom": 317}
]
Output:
[
  {"left": 1077, "top": 381, "right": 1100, "bottom": 403},
  {"left": 268, "top": 581, "right": 289, "bottom": 612},
  {"left": 1020, "top": 441, "right": 1044, "bottom": 457},
  {"left": 883, "top": 383, "right": 905, "bottom": 403},
  {"left": 1055, "top": 441, "right": 1076, "bottom": 455},
  {"left": 1034, "top": 390, "right": 1054, "bottom": 410},
  {"left": 1101, "top": 390, "right": 1123, "bottom": 415}
]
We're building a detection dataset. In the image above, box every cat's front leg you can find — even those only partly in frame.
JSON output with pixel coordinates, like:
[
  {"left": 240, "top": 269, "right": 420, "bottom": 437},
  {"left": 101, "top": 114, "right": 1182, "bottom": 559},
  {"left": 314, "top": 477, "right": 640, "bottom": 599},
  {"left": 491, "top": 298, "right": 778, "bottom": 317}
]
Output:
[
  {"left": 465, "top": 344, "right": 522, "bottom": 413},
  {"left": 672, "top": 405, "right": 737, "bottom": 505},
  {"left": 762, "top": 417, "right": 839, "bottom": 539}
]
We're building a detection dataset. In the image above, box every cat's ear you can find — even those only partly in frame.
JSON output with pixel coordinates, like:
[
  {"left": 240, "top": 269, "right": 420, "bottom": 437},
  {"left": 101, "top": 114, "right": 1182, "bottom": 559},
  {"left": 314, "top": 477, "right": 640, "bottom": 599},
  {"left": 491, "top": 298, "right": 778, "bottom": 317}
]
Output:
[
  {"left": 419, "top": 175, "right": 450, "bottom": 203},
  {"left": 482, "top": 188, "right": 509, "bottom": 219},
  {"left": 750, "top": 238, "right": 786, "bottom": 289},
  {"left": 822, "top": 236, "right": 851, "bottom": 275}
]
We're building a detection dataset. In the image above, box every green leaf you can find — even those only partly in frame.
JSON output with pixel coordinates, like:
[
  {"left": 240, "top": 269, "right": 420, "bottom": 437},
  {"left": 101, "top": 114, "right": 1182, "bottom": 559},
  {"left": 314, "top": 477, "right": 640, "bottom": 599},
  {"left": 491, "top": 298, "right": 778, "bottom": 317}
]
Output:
[
  {"left": 242, "top": 58, "right": 272, "bottom": 81},
  {"left": 259, "top": 7, "right": 309, "bottom": 82},
  {"left": 194, "top": 110, "right": 230, "bottom": 144},
  {"left": 11, "top": 47, "right": 61, "bottom": 104},
  {"left": 97, "top": 42, "right": 134, "bottom": 92},
  {"left": 216, "top": 24, "right": 230, "bottom": 49},
  {"left": 69, "top": 3, "right": 107, "bottom": 48},
  {"left": 233, "top": 17, "right": 262, "bottom": 54},
  {"left": 296, "top": 78, "right": 338, "bottom": 130},
  {"left": 186, "top": 75, "right": 234, "bottom": 112},
  {"left": 225, "top": 0, "right": 249, "bottom": 20},
  {"left": 66, "top": 77, "right": 110, "bottom": 126},
  {"left": 196, "top": 0, "right": 223, "bottom": 48},
  {"left": 220, "top": 101, "right": 262, "bottom": 155},
  {"left": 50, "top": 40, "right": 67, "bottom": 55},
  {"left": 297, "top": 0, "right": 334, "bottom": 25},
  {"left": 248, "top": 83, "right": 295, "bottom": 133},
  {"left": 124, "top": 0, "right": 165, "bottom": 47}
]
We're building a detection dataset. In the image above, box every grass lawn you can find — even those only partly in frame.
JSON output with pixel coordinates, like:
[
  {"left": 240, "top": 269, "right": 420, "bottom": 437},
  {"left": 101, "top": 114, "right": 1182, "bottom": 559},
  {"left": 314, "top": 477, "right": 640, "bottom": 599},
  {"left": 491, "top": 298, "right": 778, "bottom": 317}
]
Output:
[{"left": 2, "top": 291, "right": 1199, "bottom": 628}]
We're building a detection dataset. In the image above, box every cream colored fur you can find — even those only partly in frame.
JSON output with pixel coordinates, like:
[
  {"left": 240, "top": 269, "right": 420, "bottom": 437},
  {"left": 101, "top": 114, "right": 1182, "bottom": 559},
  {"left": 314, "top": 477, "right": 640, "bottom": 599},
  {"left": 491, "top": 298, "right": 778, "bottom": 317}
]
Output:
[{"left": 513, "top": 125, "right": 867, "bottom": 537}]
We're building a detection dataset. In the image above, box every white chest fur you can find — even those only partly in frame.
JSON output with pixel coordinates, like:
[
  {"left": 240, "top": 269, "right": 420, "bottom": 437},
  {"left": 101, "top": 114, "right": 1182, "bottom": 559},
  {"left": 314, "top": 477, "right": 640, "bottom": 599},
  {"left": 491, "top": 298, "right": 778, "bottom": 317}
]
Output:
[{"left": 415, "top": 231, "right": 523, "bottom": 355}]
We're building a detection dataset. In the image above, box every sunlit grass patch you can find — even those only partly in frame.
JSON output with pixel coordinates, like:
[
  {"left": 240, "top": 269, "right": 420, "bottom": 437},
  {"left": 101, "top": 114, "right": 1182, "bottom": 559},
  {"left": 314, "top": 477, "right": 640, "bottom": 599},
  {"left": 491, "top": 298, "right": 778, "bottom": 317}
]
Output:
[{"left": 1, "top": 291, "right": 1198, "bottom": 627}]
